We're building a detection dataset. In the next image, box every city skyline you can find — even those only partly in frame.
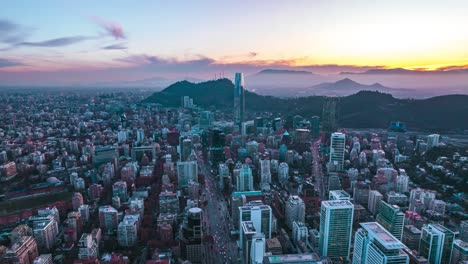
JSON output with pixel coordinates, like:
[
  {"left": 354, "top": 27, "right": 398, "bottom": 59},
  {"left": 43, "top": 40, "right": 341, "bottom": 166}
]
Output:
[{"left": 1, "top": 0, "right": 468, "bottom": 87}]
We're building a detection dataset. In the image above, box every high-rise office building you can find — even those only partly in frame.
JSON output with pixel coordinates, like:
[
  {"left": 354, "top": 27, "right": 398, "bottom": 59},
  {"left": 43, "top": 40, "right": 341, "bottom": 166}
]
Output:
[
  {"left": 285, "top": 195, "right": 305, "bottom": 229},
  {"left": 329, "top": 132, "right": 345, "bottom": 172},
  {"left": 426, "top": 134, "right": 440, "bottom": 150},
  {"left": 241, "top": 221, "right": 257, "bottom": 264},
  {"left": 419, "top": 224, "right": 455, "bottom": 264},
  {"left": 199, "top": 111, "right": 214, "bottom": 129},
  {"left": 461, "top": 220, "right": 468, "bottom": 242},
  {"left": 396, "top": 171, "right": 409, "bottom": 193},
  {"left": 177, "top": 161, "right": 198, "bottom": 189},
  {"left": 376, "top": 201, "right": 405, "bottom": 241},
  {"left": 260, "top": 158, "right": 271, "bottom": 184},
  {"left": 292, "top": 221, "right": 308, "bottom": 246},
  {"left": 451, "top": 239, "right": 468, "bottom": 264},
  {"left": 353, "top": 222, "right": 409, "bottom": 264},
  {"left": 237, "top": 164, "right": 253, "bottom": 192},
  {"left": 219, "top": 163, "right": 230, "bottom": 191},
  {"left": 239, "top": 202, "right": 272, "bottom": 247},
  {"left": 319, "top": 200, "right": 354, "bottom": 261},
  {"left": 181, "top": 138, "right": 193, "bottom": 161},
  {"left": 328, "top": 173, "right": 341, "bottom": 191},
  {"left": 368, "top": 190, "right": 384, "bottom": 215},
  {"left": 180, "top": 207, "right": 203, "bottom": 263},
  {"left": 251, "top": 233, "right": 266, "bottom": 264},
  {"left": 329, "top": 190, "right": 351, "bottom": 201},
  {"left": 136, "top": 128, "right": 145, "bottom": 143},
  {"left": 79, "top": 204, "right": 90, "bottom": 223},
  {"left": 278, "top": 162, "right": 289, "bottom": 184},
  {"left": 234, "top": 73, "right": 246, "bottom": 131},
  {"left": 403, "top": 225, "right": 422, "bottom": 251}
]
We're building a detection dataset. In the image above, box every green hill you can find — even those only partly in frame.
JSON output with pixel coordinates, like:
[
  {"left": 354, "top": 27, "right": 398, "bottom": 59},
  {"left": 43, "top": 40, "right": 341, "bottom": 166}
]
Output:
[{"left": 143, "top": 79, "right": 468, "bottom": 130}]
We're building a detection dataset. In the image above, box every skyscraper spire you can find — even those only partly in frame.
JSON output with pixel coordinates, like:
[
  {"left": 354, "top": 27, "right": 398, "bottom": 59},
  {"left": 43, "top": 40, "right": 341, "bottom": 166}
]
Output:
[{"left": 234, "top": 72, "right": 245, "bottom": 133}]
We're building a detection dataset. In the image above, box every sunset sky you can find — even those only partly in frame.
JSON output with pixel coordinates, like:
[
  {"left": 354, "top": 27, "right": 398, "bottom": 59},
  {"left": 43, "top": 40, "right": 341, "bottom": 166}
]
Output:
[{"left": 1, "top": 0, "right": 468, "bottom": 85}]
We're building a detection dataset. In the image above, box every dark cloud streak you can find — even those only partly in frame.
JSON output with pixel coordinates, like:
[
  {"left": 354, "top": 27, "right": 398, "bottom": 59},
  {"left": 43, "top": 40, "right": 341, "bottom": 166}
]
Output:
[
  {"left": 0, "top": 58, "right": 23, "bottom": 68},
  {"left": 17, "top": 36, "right": 92, "bottom": 47},
  {"left": 102, "top": 43, "right": 127, "bottom": 50},
  {"left": 0, "top": 19, "right": 30, "bottom": 44}
]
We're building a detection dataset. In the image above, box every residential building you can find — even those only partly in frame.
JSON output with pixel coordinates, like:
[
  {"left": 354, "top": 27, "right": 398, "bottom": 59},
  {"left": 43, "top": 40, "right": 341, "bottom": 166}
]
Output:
[
  {"left": 117, "top": 215, "right": 139, "bottom": 247},
  {"left": 3, "top": 236, "right": 39, "bottom": 264},
  {"left": 98, "top": 206, "right": 118, "bottom": 234},
  {"left": 77, "top": 233, "right": 98, "bottom": 259}
]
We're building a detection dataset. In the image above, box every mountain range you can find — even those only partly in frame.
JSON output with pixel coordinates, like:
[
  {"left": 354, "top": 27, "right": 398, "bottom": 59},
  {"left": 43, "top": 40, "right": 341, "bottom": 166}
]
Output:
[
  {"left": 143, "top": 78, "right": 468, "bottom": 131},
  {"left": 245, "top": 68, "right": 468, "bottom": 98}
]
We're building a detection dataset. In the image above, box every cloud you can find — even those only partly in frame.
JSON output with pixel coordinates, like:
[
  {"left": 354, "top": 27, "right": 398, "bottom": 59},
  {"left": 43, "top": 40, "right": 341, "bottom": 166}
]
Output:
[
  {"left": 299, "top": 64, "right": 387, "bottom": 74},
  {"left": 0, "top": 58, "right": 23, "bottom": 68},
  {"left": 0, "top": 19, "right": 17, "bottom": 33},
  {"left": 435, "top": 65, "right": 468, "bottom": 72},
  {"left": 249, "top": 52, "right": 258, "bottom": 58},
  {"left": 0, "top": 19, "right": 30, "bottom": 44},
  {"left": 112, "top": 54, "right": 393, "bottom": 76},
  {"left": 17, "top": 36, "right": 92, "bottom": 47},
  {"left": 116, "top": 54, "right": 215, "bottom": 68},
  {"left": 102, "top": 43, "right": 127, "bottom": 50},
  {"left": 92, "top": 17, "right": 126, "bottom": 39}
]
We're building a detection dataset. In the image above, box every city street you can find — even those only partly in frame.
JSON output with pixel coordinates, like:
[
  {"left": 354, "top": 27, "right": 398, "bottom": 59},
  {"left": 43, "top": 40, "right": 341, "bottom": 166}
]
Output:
[
  {"left": 311, "top": 139, "right": 326, "bottom": 200},
  {"left": 199, "top": 158, "right": 240, "bottom": 264}
]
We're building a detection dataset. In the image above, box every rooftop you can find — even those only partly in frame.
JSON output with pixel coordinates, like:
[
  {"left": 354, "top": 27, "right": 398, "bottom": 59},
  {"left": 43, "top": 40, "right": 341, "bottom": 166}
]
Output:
[
  {"left": 454, "top": 239, "right": 468, "bottom": 250},
  {"left": 264, "top": 253, "right": 321, "bottom": 264},
  {"left": 329, "top": 190, "right": 350, "bottom": 200},
  {"left": 241, "top": 221, "right": 256, "bottom": 234},
  {"left": 424, "top": 224, "right": 454, "bottom": 235},
  {"left": 322, "top": 200, "right": 353, "bottom": 208},
  {"left": 361, "top": 222, "right": 406, "bottom": 250},
  {"left": 232, "top": 191, "right": 263, "bottom": 197}
]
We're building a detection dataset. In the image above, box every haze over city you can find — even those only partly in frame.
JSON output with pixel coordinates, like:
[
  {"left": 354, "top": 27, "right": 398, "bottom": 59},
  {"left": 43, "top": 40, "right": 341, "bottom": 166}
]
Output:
[{"left": 1, "top": 0, "right": 468, "bottom": 95}]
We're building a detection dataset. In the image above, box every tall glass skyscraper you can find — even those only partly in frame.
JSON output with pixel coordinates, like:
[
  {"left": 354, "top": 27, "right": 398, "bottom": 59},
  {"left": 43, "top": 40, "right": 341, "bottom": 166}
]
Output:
[
  {"left": 376, "top": 201, "right": 405, "bottom": 241},
  {"left": 319, "top": 200, "right": 354, "bottom": 261},
  {"left": 353, "top": 222, "right": 409, "bottom": 264},
  {"left": 419, "top": 224, "right": 455, "bottom": 264},
  {"left": 329, "top": 132, "right": 345, "bottom": 172},
  {"left": 234, "top": 73, "right": 245, "bottom": 131}
]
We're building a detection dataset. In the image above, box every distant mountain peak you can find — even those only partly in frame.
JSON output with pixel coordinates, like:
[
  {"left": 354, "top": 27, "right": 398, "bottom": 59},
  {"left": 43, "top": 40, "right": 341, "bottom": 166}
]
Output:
[
  {"left": 335, "top": 78, "right": 358, "bottom": 85},
  {"left": 256, "top": 69, "right": 314, "bottom": 75}
]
